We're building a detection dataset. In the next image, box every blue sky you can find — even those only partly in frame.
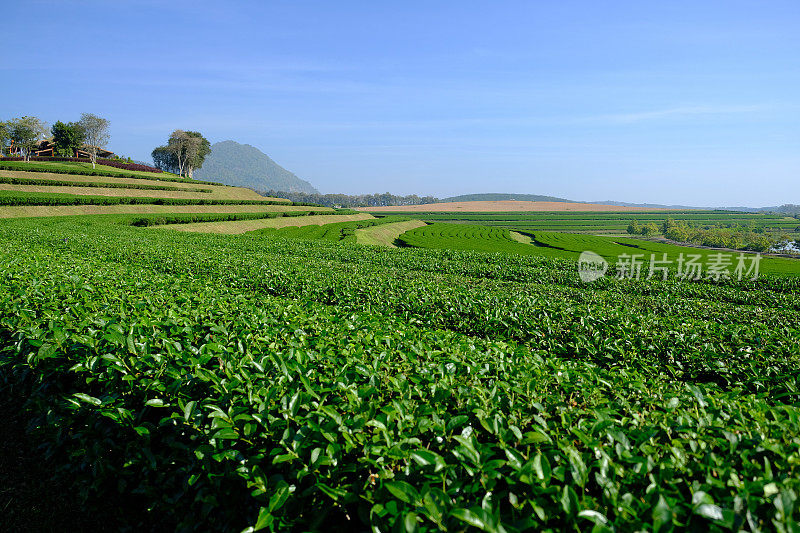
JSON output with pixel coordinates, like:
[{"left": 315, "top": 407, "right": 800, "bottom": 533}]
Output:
[{"left": 3, "top": 0, "right": 799, "bottom": 205}]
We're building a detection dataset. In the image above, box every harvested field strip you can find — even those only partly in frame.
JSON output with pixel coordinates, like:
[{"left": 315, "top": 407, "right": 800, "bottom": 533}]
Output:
[
  {"left": 509, "top": 230, "right": 532, "bottom": 244},
  {"left": 355, "top": 219, "right": 427, "bottom": 246},
  {"left": 162, "top": 213, "right": 375, "bottom": 234},
  {"left": 0, "top": 204, "right": 327, "bottom": 219}
]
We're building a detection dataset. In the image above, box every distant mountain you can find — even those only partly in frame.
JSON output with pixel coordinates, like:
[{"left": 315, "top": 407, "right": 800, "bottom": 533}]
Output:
[
  {"left": 592, "top": 200, "right": 800, "bottom": 213},
  {"left": 591, "top": 200, "right": 711, "bottom": 210},
  {"left": 193, "top": 140, "right": 319, "bottom": 194},
  {"left": 442, "top": 193, "right": 574, "bottom": 203}
]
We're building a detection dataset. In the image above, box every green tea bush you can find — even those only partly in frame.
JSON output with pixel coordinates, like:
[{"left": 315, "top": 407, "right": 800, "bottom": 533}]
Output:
[
  {"left": 129, "top": 210, "right": 323, "bottom": 227},
  {"left": 0, "top": 193, "right": 298, "bottom": 207},
  {"left": 0, "top": 218, "right": 798, "bottom": 531},
  {"left": 0, "top": 175, "right": 212, "bottom": 192}
]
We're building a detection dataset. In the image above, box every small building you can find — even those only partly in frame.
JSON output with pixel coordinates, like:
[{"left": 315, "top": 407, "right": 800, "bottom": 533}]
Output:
[{"left": 8, "top": 139, "right": 114, "bottom": 159}]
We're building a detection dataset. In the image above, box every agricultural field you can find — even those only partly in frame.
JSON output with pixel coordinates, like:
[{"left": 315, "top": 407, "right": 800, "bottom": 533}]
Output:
[
  {"left": 372, "top": 210, "right": 800, "bottom": 237},
  {"left": 364, "top": 200, "right": 665, "bottom": 212},
  {"left": 397, "top": 223, "right": 800, "bottom": 276},
  {"left": 1, "top": 168, "right": 800, "bottom": 531},
  {"left": 163, "top": 213, "right": 375, "bottom": 234},
  {"left": 252, "top": 215, "right": 413, "bottom": 243},
  {"left": 0, "top": 164, "right": 322, "bottom": 221},
  {"left": 2, "top": 213, "right": 800, "bottom": 532}
]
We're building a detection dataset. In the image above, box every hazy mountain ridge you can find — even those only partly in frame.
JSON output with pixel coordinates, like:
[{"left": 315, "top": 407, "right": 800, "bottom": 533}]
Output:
[
  {"left": 592, "top": 200, "right": 799, "bottom": 213},
  {"left": 193, "top": 140, "right": 319, "bottom": 194}
]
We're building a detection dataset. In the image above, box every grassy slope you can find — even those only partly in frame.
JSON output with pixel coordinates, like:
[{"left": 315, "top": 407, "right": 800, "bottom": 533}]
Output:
[
  {"left": 0, "top": 169, "right": 282, "bottom": 201},
  {"left": 0, "top": 160, "right": 169, "bottom": 178},
  {"left": 0, "top": 163, "right": 312, "bottom": 222}
]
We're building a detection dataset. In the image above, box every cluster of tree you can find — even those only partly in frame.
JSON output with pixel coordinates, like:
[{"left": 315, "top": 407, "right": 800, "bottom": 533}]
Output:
[
  {"left": 50, "top": 120, "right": 85, "bottom": 157},
  {"left": 151, "top": 130, "right": 211, "bottom": 178},
  {"left": 626, "top": 220, "right": 660, "bottom": 236},
  {"left": 260, "top": 191, "right": 440, "bottom": 208},
  {"left": 0, "top": 113, "right": 111, "bottom": 168},
  {"left": 0, "top": 116, "right": 47, "bottom": 161},
  {"left": 657, "top": 218, "right": 787, "bottom": 252}
]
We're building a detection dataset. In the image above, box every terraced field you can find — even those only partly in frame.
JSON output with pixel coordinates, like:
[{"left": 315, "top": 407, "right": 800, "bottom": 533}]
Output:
[
  {"left": 373, "top": 210, "right": 800, "bottom": 236},
  {"left": 163, "top": 213, "right": 374, "bottom": 234},
  {"left": 364, "top": 200, "right": 666, "bottom": 212},
  {"left": 399, "top": 222, "right": 540, "bottom": 255},
  {"left": 0, "top": 162, "right": 318, "bottom": 223},
  {"left": 0, "top": 168, "right": 279, "bottom": 202},
  {"left": 397, "top": 223, "right": 800, "bottom": 276},
  {"left": 0, "top": 203, "right": 321, "bottom": 219},
  {"left": 252, "top": 215, "right": 413, "bottom": 243}
]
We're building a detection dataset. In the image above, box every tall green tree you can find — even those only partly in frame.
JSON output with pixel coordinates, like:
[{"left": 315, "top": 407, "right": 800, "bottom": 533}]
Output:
[
  {"left": 151, "top": 145, "right": 179, "bottom": 174},
  {"left": 9, "top": 116, "right": 48, "bottom": 161},
  {"left": 51, "top": 121, "right": 86, "bottom": 157},
  {"left": 77, "top": 113, "right": 110, "bottom": 169},
  {"left": 184, "top": 131, "right": 211, "bottom": 179},
  {"left": 641, "top": 222, "right": 659, "bottom": 236},
  {"left": 152, "top": 130, "right": 211, "bottom": 178},
  {"left": 661, "top": 217, "right": 677, "bottom": 234}
]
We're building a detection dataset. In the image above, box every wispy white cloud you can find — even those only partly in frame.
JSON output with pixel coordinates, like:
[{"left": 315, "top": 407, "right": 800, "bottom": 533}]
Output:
[{"left": 593, "top": 104, "right": 772, "bottom": 123}]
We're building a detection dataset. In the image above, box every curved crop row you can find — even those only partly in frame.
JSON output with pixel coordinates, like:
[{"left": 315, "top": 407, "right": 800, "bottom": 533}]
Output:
[{"left": 398, "top": 223, "right": 540, "bottom": 255}]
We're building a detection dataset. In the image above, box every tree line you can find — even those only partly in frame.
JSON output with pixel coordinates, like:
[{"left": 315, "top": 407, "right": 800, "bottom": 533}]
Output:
[
  {"left": 261, "top": 190, "right": 440, "bottom": 208},
  {"left": 628, "top": 217, "right": 797, "bottom": 252},
  {"left": 0, "top": 113, "right": 110, "bottom": 168}
]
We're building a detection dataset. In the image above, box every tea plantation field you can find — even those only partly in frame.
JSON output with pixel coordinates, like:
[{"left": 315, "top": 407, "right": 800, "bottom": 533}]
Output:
[
  {"left": 397, "top": 223, "right": 800, "bottom": 276},
  {"left": 373, "top": 210, "right": 800, "bottom": 236},
  {"left": 2, "top": 214, "right": 800, "bottom": 531}
]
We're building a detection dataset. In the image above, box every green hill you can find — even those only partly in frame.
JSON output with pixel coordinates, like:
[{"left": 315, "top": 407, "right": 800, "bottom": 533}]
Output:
[
  {"left": 442, "top": 192, "right": 573, "bottom": 203},
  {"left": 193, "top": 140, "right": 319, "bottom": 194}
]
